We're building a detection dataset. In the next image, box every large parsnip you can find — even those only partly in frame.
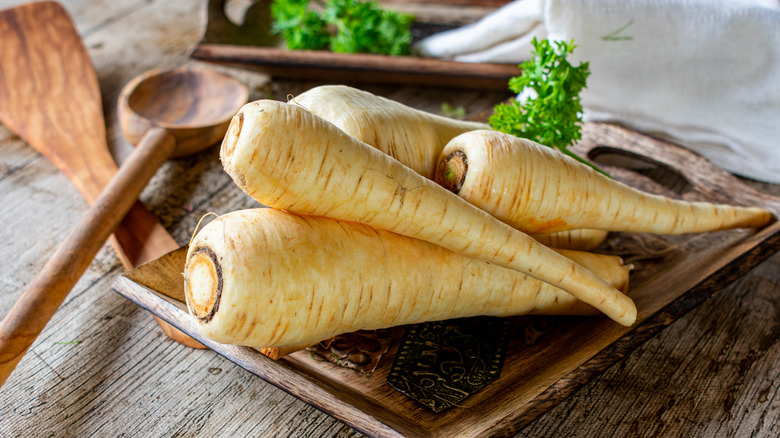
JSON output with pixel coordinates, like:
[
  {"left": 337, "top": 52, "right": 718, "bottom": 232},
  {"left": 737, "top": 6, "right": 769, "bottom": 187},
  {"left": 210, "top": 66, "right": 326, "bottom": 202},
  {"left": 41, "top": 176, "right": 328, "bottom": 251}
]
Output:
[
  {"left": 436, "top": 130, "right": 773, "bottom": 234},
  {"left": 293, "top": 85, "right": 599, "bottom": 250},
  {"left": 291, "top": 85, "right": 488, "bottom": 179},
  {"left": 220, "top": 100, "right": 636, "bottom": 326},
  {"left": 184, "top": 209, "right": 630, "bottom": 348}
]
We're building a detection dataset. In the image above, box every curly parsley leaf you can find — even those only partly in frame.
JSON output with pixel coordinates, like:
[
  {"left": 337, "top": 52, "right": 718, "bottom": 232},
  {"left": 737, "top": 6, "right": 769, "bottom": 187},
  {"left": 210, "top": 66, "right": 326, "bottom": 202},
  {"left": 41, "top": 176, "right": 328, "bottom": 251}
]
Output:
[
  {"left": 270, "top": 0, "right": 330, "bottom": 50},
  {"left": 271, "top": 0, "right": 413, "bottom": 56},
  {"left": 324, "top": 0, "right": 413, "bottom": 55},
  {"left": 490, "top": 38, "right": 608, "bottom": 175}
]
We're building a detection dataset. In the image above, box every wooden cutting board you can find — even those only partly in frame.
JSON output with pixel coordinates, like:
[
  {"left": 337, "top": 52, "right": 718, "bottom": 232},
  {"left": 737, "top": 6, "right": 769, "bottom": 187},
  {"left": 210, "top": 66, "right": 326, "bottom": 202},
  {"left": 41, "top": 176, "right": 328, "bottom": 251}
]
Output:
[{"left": 111, "top": 122, "right": 779, "bottom": 437}]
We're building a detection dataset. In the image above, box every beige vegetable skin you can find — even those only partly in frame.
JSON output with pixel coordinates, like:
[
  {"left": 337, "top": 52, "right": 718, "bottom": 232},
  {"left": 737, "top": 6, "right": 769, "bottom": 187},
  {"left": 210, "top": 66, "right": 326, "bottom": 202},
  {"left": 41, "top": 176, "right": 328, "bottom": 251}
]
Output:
[
  {"left": 291, "top": 85, "right": 489, "bottom": 179},
  {"left": 436, "top": 130, "right": 773, "bottom": 235},
  {"left": 184, "top": 209, "right": 630, "bottom": 348},
  {"left": 293, "top": 85, "right": 592, "bottom": 250},
  {"left": 533, "top": 229, "right": 609, "bottom": 252},
  {"left": 220, "top": 100, "right": 636, "bottom": 326}
]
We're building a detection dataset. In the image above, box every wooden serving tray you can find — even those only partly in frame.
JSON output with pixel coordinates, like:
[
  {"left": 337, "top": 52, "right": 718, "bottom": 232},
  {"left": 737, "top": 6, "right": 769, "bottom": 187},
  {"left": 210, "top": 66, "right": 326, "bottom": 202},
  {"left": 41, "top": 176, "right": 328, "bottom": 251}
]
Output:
[
  {"left": 111, "top": 122, "right": 780, "bottom": 437},
  {"left": 189, "top": 0, "right": 521, "bottom": 89}
]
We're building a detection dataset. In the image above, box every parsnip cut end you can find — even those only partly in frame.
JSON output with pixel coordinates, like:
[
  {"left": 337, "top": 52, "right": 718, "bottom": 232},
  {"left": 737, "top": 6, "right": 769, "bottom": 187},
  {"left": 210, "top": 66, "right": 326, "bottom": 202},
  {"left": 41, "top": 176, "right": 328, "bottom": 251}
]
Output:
[
  {"left": 185, "top": 247, "right": 222, "bottom": 322},
  {"left": 436, "top": 150, "right": 468, "bottom": 194}
]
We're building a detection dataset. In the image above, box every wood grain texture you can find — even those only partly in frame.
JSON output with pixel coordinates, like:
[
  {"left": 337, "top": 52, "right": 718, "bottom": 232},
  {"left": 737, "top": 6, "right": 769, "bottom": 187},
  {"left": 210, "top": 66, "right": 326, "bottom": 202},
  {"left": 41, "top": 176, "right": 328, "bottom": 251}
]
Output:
[
  {"left": 0, "top": 0, "right": 778, "bottom": 437},
  {"left": 0, "top": 1, "right": 180, "bottom": 270},
  {"left": 111, "top": 101, "right": 780, "bottom": 436},
  {"left": 191, "top": 44, "right": 522, "bottom": 89},
  {"left": 0, "top": 1, "right": 244, "bottom": 351},
  {"left": 190, "top": 0, "right": 520, "bottom": 89},
  {"left": 0, "top": 1, "right": 199, "bottom": 350},
  {"left": 0, "top": 127, "right": 177, "bottom": 386},
  {"left": 0, "top": 1, "right": 109, "bottom": 200},
  {"left": 118, "top": 65, "right": 248, "bottom": 158}
]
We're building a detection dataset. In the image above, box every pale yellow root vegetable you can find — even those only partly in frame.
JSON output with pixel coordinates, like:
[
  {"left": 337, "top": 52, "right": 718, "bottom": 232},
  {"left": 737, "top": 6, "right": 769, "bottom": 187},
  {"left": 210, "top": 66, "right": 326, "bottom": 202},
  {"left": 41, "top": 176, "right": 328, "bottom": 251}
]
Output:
[
  {"left": 261, "top": 238, "right": 612, "bottom": 359},
  {"left": 184, "top": 209, "right": 630, "bottom": 348},
  {"left": 436, "top": 130, "right": 774, "bottom": 235},
  {"left": 292, "top": 85, "right": 595, "bottom": 251},
  {"left": 532, "top": 229, "right": 610, "bottom": 252},
  {"left": 220, "top": 100, "right": 636, "bottom": 326},
  {"left": 533, "top": 247, "right": 629, "bottom": 315},
  {"left": 290, "top": 85, "right": 489, "bottom": 179}
]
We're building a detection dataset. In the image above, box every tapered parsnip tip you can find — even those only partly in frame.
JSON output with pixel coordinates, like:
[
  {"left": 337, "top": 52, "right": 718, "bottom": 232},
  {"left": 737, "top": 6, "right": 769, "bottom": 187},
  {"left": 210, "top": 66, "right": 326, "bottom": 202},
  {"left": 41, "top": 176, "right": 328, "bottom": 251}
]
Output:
[
  {"left": 621, "top": 306, "right": 637, "bottom": 326},
  {"left": 751, "top": 208, "right": 775, "bottom": 229},
  {"left": 436, "top": 150, "right": 468, "bottom": 194},
  {"left": 184, "top": 247, "right": 222, "bottom": 323},
  {"left": 260, "top": 344, "right": 311, "bottom": 360}
]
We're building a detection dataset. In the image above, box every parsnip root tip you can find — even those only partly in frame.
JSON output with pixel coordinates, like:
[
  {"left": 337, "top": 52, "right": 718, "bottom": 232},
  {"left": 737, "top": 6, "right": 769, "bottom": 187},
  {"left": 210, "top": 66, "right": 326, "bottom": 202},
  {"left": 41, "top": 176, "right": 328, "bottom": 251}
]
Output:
[
  {"left": 188, "top": 212, "right": 220, "bottom": 247},
  {"left": 436, "top": 150, "right": 468, "bottom": 194},
  {"left": 260, "top": 344, "right": 311, "bottom": 360},
  {"left": 185, "top": 247, "right": 223, "bottom": 323},
  {"left": 623, "top": 306, "right": 637, "bottom": 326}
]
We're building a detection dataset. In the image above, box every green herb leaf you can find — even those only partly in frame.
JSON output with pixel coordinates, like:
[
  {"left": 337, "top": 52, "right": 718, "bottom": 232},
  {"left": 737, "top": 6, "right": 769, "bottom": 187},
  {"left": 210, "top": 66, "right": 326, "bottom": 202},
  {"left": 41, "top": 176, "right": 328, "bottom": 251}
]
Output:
[
  {"left": 489, "top": 38, "right": 608, "bottom": 176},
  {"left": 271, "top": 0, "right": 413, "bottom": 55},
  {"left": 270, "top": 0, "right": 330, "bottom": 50}
]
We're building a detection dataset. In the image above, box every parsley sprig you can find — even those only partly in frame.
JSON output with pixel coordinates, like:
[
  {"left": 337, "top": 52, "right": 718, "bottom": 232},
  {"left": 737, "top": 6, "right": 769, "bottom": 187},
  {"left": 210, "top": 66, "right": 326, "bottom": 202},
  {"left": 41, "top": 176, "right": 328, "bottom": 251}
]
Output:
[
  {"left": 270, "top": 0, "right": 330, "bottom": 50},
  {"left": 490, "top": 38, "right": 606, "bottom": 175},
  {"left": 270, "top": 0, "right": 413, "bottom": 56}
]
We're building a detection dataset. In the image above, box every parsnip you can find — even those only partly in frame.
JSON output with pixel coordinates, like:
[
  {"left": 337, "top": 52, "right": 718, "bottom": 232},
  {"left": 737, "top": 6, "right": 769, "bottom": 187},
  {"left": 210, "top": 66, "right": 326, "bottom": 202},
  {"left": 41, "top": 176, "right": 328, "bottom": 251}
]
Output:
[
  {"left": 293, "top": 85, "right": 594, "bottom": 250},
  {"left": 436, "top": 130, "right": 773, "bottom": 235},
  {"left": 220, "top": 100, "right": 636, "bottom": 326},
  {"left": 184, "top": 209, "right": 630, "bottom": 348},
  {"left": 533, "top": 229, "right": 609, "bottom": 252},
  {"left": 291, "top": 85, "right": 489, "bottom": 178}
]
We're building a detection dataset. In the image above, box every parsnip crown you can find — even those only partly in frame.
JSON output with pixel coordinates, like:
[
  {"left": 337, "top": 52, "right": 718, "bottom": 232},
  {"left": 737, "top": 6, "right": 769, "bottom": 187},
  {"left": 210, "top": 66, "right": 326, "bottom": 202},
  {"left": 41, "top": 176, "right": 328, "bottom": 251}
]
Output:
[{"left": 185, "top": 247, "right": 222, "bottom": 323}]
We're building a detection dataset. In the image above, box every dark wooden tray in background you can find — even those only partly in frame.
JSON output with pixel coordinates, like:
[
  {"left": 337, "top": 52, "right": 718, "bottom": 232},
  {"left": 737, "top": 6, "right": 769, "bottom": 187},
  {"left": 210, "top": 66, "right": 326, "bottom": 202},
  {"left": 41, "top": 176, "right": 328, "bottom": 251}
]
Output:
[
  {"left": 112, "top": 122, "right": 780, "bottom": 437},
  {"left": 189, "top": 0, "right": 522, "bottom": 88}
]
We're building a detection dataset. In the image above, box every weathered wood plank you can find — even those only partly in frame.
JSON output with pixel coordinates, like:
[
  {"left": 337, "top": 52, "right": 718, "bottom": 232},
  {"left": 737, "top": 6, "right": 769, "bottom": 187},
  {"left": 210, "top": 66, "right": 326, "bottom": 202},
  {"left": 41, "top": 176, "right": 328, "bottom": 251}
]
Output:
[
  {"left": 518, "top": 254, "right": 780, "bottom": 438},
  {"left": 0, "top": 0, "right": 778, "bottom": 437}
]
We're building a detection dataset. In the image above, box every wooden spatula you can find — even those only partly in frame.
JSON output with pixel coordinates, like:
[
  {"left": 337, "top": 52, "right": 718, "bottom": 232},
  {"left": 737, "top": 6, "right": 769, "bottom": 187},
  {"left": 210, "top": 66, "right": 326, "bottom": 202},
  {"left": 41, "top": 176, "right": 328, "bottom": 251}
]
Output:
[{"left": 0, "top": 1, "right": 203, "bottom": 356}]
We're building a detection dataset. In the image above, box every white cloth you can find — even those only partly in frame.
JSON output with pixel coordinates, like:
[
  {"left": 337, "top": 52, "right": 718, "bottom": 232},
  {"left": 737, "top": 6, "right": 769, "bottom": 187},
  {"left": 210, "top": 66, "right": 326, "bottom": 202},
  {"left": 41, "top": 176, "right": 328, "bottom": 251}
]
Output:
[{"left": 416, "top": 0, "right": 780, "bottom": 184}]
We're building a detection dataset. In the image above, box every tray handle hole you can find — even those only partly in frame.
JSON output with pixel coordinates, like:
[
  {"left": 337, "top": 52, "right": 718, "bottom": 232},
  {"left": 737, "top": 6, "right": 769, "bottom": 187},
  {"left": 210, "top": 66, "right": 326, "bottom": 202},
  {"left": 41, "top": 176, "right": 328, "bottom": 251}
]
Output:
[{"left": 588, "top": 146, "right": 693, "bottom": 195}]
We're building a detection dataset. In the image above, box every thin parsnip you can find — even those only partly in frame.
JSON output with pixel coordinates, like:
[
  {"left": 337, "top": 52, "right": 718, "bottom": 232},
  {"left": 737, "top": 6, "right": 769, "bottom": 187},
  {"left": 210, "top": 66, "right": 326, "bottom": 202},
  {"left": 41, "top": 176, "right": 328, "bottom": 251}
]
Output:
[
  {"left": 220, "top": 100, "right": 636, "bottom": 326},
  {"left": 436, "top": 130, "right": 773, "bottom": 235},
  {"left": 184, "top": 209, "right": 630, "bottom": 348},
  {"left": 291, "top": 85, "right": 489, "bottom": 178}
]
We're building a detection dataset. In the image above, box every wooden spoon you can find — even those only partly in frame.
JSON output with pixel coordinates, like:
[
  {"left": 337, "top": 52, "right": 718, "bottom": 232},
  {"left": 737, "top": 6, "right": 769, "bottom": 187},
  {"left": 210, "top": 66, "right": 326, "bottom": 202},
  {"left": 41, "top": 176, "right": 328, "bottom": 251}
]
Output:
[
  {"left": 0, "top": 63, "right": 248, "bottom": 387},
  {"left": 0, "top": 2, "right": 179, "bottom": 273},
  {"left": 0, "top": 2, "right": 204, "bottom": 353}
]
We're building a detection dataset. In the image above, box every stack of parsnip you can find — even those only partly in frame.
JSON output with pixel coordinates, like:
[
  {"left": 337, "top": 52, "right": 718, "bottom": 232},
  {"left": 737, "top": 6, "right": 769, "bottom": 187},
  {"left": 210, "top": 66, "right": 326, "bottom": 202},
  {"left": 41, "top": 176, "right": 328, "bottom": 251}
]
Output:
[{"left": 183, "top": 85, "right": 772, "bottom": 352}]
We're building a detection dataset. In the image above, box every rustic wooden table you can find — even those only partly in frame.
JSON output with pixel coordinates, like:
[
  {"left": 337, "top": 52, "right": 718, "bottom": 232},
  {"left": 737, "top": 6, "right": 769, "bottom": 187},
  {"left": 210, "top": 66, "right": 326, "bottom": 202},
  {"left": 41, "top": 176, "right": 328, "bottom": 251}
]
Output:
[{"left": 1, "top": 1, "right": 778, "bottom": 437}]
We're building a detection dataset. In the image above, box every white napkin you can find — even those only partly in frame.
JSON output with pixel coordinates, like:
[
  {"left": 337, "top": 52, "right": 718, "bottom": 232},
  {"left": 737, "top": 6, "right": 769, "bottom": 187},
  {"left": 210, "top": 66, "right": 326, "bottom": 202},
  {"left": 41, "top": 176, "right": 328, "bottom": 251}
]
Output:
[{"left": 416, "top": 0, "right": 780, "bottom": 184}]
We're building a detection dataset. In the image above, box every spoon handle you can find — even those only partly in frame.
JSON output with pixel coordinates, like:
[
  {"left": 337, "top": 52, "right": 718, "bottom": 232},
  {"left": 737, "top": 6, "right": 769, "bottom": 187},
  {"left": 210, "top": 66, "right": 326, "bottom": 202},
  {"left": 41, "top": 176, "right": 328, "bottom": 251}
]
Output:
[{"left": 0, "top": 127, "right": 176, "bottom": 388}]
